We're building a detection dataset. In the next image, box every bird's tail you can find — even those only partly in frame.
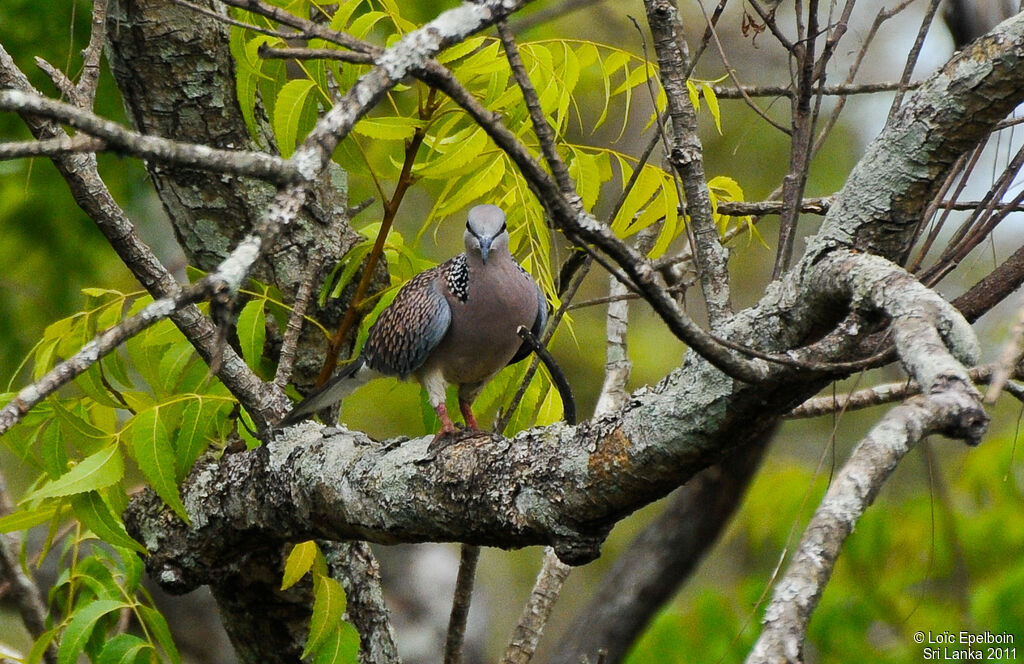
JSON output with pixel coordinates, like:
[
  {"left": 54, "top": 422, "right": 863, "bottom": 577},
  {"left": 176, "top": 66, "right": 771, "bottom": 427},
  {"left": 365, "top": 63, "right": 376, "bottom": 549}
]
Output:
[{"left": 278, "top": 356, "right": 371, "bottom": 426}]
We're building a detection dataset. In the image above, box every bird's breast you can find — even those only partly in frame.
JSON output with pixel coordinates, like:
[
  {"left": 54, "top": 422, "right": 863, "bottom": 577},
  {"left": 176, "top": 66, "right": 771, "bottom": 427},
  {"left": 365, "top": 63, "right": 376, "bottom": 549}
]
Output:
[{"left": 434, "top": 262, "right": 538, "bottom": 384}]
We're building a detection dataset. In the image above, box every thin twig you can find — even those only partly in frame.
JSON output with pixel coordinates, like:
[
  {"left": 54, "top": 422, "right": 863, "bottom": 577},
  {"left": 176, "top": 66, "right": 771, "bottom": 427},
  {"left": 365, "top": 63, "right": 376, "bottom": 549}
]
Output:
[
  {"left": 443, "top": 544, "right": 481, "bottom": 664},
  {"left": 787, "top": 365, "right": 1020, "bottom": 419},
  {"left": 497, "top": 20, "right": 578, "bottom": 205},
  {"left": 886, "top": 0, "right": 943, "bottom": 122},
  {"left": 499, "top": 548, "right": 572, "bottom": 664},
  {"left": 259, "top": 44, "right": 374, "bottom": 65},
  {"left": 771, "top": 0, "right": 822, "bottom": 279},
  {"left": 696, "top": 0, "right": 792, "bottom": 135},
  {"left": 0, "top": 134, "right": 105, "bottom": 159},
  {"left": 986, "top": 292, "right": 1024, "bottom": 402},
  {"left": 78, "top": 0, "right": 108, "bottom": 107},
  {"left": 811, "top": 0, "right": 918, "bottom": 156},
  {"left": 274, "top": 252, "right": 325, "bottom": 388},
  {"left": 314, "top": 89, "right": 439, "bottom": 388}
]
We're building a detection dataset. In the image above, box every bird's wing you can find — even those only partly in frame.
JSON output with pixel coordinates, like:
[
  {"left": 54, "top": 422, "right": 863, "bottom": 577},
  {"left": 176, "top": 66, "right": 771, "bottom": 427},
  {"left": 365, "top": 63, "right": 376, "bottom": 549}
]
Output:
[
  {"left": 362, "top": 262, "right": 453, "bottom": 377},
  {"left": 508, "top": 268, "right": 548, "bottom": 366}
]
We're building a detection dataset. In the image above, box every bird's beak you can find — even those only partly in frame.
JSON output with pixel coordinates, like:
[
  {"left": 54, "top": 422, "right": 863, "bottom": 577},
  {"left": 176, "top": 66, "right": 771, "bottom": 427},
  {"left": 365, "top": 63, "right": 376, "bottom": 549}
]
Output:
[{"left": 479, "top": 237, "right": 492, "bottom": 264}]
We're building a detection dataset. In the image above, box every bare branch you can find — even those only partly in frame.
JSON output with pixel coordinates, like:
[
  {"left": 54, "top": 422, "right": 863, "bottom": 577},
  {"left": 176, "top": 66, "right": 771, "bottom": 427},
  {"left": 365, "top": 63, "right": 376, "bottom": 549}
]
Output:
[
  {"left": 0, "top": 134, "right": 105, "bottom": 159},
  {"left": 787, "top": 365, "right": 1021, "bottom": 419},
  {"left": 0, "top": 90, "right": 299, "bottom": 183},
  {"left": 887, "top": 0, "right": 944, "bottom": 122},
  {"left": 747, "top": 381, "right": 987, "bottom": 664},
  {"left": 442, "top": 545, "right": 481, "bottom": 664},
  {"left": 500, "top": 548, "right": 571, "bottom": 664},
  {"left": 273, "top": 252, "right": 324, "bottom": 389},
  {"left": 643, "top": 0, "right": 732, "bottom": 326}
]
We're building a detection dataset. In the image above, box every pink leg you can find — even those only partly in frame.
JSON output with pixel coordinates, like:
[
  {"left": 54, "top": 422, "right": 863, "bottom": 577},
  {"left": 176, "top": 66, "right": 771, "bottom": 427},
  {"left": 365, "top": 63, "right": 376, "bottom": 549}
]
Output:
[
  {"left": 433, "top": 402, "right": 457, "bottom": 440},
  {"left": 459, "top": 399, "right": 480, "bottom": 430}
]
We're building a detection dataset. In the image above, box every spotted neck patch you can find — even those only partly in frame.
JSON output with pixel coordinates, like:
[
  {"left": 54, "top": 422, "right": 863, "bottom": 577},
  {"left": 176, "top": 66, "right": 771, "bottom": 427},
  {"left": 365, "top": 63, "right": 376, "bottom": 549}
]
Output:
[{"left": 445, "top": 254, "right": 470, "bottom": 302}]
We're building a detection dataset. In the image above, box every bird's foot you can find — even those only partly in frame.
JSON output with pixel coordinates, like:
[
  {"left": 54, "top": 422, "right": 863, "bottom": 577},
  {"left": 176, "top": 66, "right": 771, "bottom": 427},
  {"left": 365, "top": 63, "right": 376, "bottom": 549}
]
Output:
[
  {"left": 459, "top": 400, "right": 480, "bottom": 431},
  {"left": 423, "top": 425, "right": 458, "bottom": 461}
]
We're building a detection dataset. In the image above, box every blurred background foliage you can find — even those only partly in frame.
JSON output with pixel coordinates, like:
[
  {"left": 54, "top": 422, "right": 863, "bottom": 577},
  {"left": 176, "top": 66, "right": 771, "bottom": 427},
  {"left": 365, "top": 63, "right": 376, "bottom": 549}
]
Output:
[{"left": 1, "top": 0, "right": 1022, "bottom": 662}]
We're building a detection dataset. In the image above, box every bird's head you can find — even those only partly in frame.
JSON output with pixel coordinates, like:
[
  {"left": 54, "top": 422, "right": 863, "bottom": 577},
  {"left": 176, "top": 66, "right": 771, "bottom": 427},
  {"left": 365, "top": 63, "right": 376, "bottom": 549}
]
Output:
[{"left": 464, "top": 204, "right": 508, "bottom": 265}]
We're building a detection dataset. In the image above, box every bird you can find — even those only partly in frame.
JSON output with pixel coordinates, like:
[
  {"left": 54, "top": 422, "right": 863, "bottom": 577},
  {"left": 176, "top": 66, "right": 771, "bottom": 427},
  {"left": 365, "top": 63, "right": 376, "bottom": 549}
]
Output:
[{"left": 280, "top": 204, "right": 547, "bottom": 439}]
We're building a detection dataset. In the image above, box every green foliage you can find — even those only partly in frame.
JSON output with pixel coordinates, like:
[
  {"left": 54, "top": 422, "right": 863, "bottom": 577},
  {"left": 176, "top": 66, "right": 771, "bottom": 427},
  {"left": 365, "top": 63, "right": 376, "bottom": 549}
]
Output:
[
  {"left": 1, "top": 286, "right": 244, "bottom": 662},
  {"left": 626, "top": 432, "right": 1024, "bottom": 664},
  {"left": 279, "top": 541, "right": 361, "bottom": 664},
  {"left": 34, "top": 530, "right": 180, "bottom": 664}
]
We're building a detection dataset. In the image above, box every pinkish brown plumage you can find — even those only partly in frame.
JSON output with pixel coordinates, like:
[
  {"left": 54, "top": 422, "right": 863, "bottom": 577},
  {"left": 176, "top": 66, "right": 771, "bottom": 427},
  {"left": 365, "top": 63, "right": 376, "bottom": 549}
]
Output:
[{"left": 281, "top": 205, "right": 546, "bottom": 439}]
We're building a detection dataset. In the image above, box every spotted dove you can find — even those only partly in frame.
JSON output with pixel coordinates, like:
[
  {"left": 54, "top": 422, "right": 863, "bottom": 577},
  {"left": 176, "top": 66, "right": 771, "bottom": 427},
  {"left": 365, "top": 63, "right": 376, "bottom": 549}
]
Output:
[{"left": 280, "top": 204, "right": 547, "bottom": 437}]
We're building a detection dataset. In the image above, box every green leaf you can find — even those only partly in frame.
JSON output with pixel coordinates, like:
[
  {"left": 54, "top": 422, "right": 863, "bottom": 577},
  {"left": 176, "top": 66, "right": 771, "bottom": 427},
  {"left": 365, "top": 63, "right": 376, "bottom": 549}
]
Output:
[
  {"left": 329, "top": 0, "right": 366, "bottom": 32},
  {"left": 32, "top": 337, "right": 59, "bottom": 380},
  {"left": 97, "top": 633, "right": 152, "bottom": 664},
  {"left": 137, "top": 605, "right": 181, "bottom": 664},
  {"left": 686, "top": 79, "right": 700, "bottom": 112},
  {"left": 57, "top": 599, "right": 126, "bottom": 664},
  {"left": 273, "top": 78, "right": 317, "bottom": 158},
  {"left": 701, "top": 82, "right": 722, "bottom": 133},
  {"left": 73, "top": 556, "right": 123, "bottom": 602},
  {"left": 71, "top": 491, "right": 146, "bottom": 554},
  {"left": 568, "top": 149, "right": 601, "bottom": 212},
  {"left": 129, "top": 409, "right": 189, "bottom": 522},
  {"left": 432, "top": 156, "right": 506, "bottom": 218},
  {"left": 313, "top": 622, "right": 361, "bottom": 664},
  {"left": 236, "top": 298, "right": 267, "bottom": 372},
  {"left": 158, "top": 340, "right": 197, "bottom": 394},
  {"left": 54, "top": 400, "right": 111, "bottom": 452},
  {"left": 77, "top": 364, "right": 126, "bottom": 409},
  {"left": 347, "top": 10, "right": 389, "bottom": 40},
  {"left": 436, "top": 35, "right": 486, "bottom": 64},
  {"left": 27, "top": 628, "right": 59, "bottom": 664},
  {"left": 28, "top": 444, "right": 124, "bottom": 501},
  {"left": 0, "top": 502, "right": 59, "bottom": 533},
  {"left": 282, "top": 540, "right": 319, "bottom": 590},
  {"left": 233, "top": 33, "right": 278, "bottom": 139},
  {"left": 174, "top": 398, "right": 220, "bottom": 481},
  {"left": 351, "top": 116, "right": 422, "bottom": 141},
  {"left": 414, "top": 126, "right": 488, "bottom": 179},
  {"left": 303, "top": 576, "right": 348, "bottom": 658},
  {"left": 39, "top": 420, "right": 69, "bottom": 479}
]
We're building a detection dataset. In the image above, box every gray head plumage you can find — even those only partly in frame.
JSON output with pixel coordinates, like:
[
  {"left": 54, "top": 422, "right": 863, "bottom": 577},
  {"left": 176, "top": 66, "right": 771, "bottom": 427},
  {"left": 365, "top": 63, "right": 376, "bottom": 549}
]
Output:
[{"left": 464, "top": 204, "right": 508, "bottom": 264}]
